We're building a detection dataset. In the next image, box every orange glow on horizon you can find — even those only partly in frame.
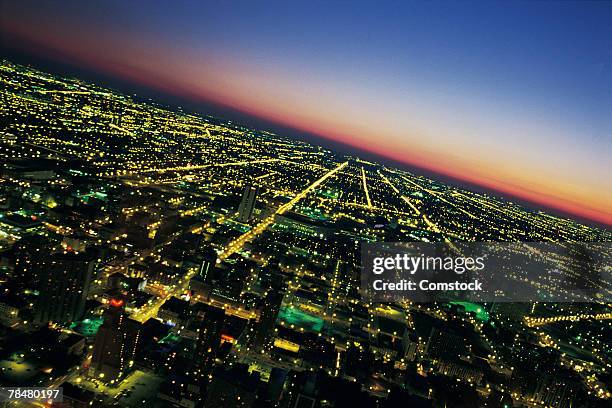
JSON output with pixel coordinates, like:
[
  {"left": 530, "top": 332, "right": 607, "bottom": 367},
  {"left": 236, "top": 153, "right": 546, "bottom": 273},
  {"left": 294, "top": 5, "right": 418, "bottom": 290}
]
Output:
[
  {"left": 2, "top": 20, "right": 610, "bottom": 227},
  {"left": 217, "top": 101, "right": 612, "bottom": 226}
]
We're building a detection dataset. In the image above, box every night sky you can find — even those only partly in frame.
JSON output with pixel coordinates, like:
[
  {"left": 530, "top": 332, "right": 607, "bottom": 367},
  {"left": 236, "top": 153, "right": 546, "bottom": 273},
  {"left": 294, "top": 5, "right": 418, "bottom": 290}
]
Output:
[{"left": 1, "top": 0, "right": 611, "bottom": 225}]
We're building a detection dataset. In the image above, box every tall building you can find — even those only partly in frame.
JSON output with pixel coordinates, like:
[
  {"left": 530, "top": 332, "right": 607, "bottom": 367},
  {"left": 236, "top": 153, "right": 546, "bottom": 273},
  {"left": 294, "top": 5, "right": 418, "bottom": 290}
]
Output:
[
  {"left": 237, "top": 185, "right": 258, "bottom": 223},
  {"left": 198, "top": 245, "right": 218, "bottom": 281},
  {"left": 193, "top": 305, "right": 225, "bottom": 380},
  {"left": 34, "top": 250, "right": 96, "bottom": 324},
  {"left": 89, "top": 297, "right": 141, "bottom": 382},
  {"left": 252, "top": 290, "right": 283, "bottom": 353},
  {"left": 189, "top": 246, "right": 219, "bottom": 302},
  {"left": 13, "top": 235, "right": 54, "bottom": 288}
]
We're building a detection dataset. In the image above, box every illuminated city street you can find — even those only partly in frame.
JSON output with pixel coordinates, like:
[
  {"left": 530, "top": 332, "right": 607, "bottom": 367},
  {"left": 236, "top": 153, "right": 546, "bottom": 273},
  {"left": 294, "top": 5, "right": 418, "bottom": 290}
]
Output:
[{"left": 0, "top": 51, "right": 610, "bottom": 408}]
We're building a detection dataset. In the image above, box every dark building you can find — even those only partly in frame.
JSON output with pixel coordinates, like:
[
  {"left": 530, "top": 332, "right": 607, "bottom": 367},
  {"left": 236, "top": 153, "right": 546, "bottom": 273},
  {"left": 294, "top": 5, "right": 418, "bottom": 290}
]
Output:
[
  {"left": 0, "top": 292, "right": 27, "bottom": 326},
  {"left": 237, "top": 185, "right": 258, "bottom": 223},
  {"left": 34, "top": 250, "right": 96, "bottom": 324},
  {"left": 60, "top": 382, "right": 97, "bottom": 408},
  {"left": 199, "top": 245, "right": 218, "bottom": 281},
  {"left": 204, "top": 365, "right": 260, "bottom": 408},
  {"left": 89, "top": 297, "right": 141, "bottom": 382},
  {"left": 107, "top": 271, "right": 126, "bottom": 291},
  {"left": 252, "top": 290, "right": 283, "bottom": 352},
  {"left": 527, "top": 374, "right": 579, "bottom": 408},
  {"left": 191, "top": 246, "right": 220, "bottom": 303},
  {"left": 158, "top": 296, "right": 190, "bottom": 325},
  {"left": 425, "top": 327, "right": 466, "bottom": 360},
  {"left": 58, "top": 332, "right": 87, "bottom": 356},
  {"left": 193, "top": 304, "right": 225, "bottom": 380},
  {"left": 12, "top": 235, "right": 53, "bottom": 285}
]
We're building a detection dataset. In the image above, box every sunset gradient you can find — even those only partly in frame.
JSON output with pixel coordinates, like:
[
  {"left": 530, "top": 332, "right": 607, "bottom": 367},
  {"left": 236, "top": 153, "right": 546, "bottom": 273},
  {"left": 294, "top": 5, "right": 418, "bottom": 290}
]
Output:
[{"left": 1, "top": 1, "right": 611, "bottom": 225}]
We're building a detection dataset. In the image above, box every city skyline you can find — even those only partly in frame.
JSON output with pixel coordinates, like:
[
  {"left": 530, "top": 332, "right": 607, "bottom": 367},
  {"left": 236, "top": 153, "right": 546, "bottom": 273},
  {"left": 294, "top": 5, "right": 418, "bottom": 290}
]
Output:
[{"left": 1, "top": 0, "right": 611, "bottom": 226}]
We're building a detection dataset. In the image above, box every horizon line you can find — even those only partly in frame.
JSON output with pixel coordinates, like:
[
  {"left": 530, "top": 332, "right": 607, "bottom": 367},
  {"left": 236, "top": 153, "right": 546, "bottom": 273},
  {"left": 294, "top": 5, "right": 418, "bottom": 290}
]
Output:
[{"left": 2, "top": 55, "right": 611, "bottom": 229}]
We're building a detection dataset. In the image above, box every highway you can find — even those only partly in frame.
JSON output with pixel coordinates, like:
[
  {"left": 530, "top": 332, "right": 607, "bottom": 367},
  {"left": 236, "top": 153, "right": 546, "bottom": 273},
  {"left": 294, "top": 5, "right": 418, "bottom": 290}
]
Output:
[
  {"left": 219, "top": 161, "right": 348, "bottom": 261},
  {"left": 361, "top": 167, "right": 372, "bottom": 209},
  {"left": 130, "top": 267, "right": 197, "bottom": 323},
  {"left": 132, "top": 162, "right": 349, "bottom": 322}
]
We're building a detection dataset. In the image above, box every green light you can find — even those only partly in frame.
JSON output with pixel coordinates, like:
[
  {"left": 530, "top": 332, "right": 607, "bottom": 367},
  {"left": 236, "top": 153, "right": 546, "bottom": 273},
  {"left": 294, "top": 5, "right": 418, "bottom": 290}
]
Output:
[
  {"left": 449, "top": 302, "right": 489, "bottom": 322},
  {"left": 70, "top": 317, "right": 104, "bottom": 336},
  {"left": 277, "top": 306, "right": 324, "bottom": 332},
  {"left": 158, "top": 332, "right": 181, "bottom": 344}
]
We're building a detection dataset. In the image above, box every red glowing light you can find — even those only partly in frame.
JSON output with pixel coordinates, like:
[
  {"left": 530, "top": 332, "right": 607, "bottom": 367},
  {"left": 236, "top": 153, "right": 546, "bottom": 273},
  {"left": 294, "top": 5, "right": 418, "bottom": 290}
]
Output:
[{"left": 110, "top": 298, "right": 124, "bottom": 308}]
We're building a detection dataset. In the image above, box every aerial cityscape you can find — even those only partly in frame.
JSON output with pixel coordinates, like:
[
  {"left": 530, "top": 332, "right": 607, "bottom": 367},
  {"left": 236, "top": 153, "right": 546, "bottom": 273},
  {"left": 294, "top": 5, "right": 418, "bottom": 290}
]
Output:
[
  {"left": 0, "top": 59, "right": 610, "bottom": 407},
  {"left": 1, "top": 1, "right": 612, "bottom": 407}
]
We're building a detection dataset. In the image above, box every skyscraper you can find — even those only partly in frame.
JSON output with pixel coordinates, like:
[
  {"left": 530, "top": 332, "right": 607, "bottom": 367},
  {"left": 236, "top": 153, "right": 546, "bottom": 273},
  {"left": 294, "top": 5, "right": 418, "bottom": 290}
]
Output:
[
  {"left": 89, "top": 297, "right": 141, "bottom": 382},
  {"left": 198, "top": 245, "right": 218, "bottom": 281},
  {"left": 34, "top": 250, "right": 96, "bottom": 324},
  {"left": 252, "top": 290, "right": 283, "bottom": 353},
  {"left": 193, "top": 304, "right": 225, "bottom": 380},
  {"left": 237, "top": 185, "right": 258, "bottom": 223}
]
